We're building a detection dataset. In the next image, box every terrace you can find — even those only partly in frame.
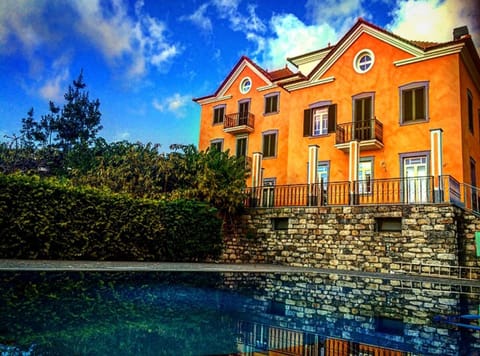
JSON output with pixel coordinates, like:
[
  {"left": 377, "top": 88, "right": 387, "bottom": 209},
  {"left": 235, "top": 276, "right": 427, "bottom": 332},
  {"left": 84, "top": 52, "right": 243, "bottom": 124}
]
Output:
[
  {"left": 335, "top": 118, "right": 384, "bottom": 151},
  {"left": 224, "top": 112, "right": 255, "bottom": 134},
  {"left": 244, "top": 175, "right": 480, "bottom": 215}
]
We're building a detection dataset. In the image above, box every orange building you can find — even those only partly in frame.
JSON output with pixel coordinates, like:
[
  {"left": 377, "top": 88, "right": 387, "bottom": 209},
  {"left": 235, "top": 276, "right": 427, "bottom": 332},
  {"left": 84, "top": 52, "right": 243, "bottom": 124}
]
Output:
[{"left": 194, "top": 19, "right": 480, "bottom": 209}]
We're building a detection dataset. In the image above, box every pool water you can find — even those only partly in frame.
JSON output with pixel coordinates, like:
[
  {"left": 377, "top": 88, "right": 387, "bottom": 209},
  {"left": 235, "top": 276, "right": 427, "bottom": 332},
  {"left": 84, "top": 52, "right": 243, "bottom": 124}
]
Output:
[{"left": 0, "top": 271, "right": 479, "bottom": 355}]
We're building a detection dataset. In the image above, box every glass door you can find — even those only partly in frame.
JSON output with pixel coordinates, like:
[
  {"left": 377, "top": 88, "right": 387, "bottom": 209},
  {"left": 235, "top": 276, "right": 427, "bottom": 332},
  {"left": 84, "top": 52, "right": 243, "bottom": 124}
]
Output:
[
  {"left": 404, "top": 156, "right": 428, "bottom": 203},
  {"left": 239, "top": 101, "right": 250, "bottom": 125},
  {"left": 353, "top": 96, "right": 372, "bottom": 141}
]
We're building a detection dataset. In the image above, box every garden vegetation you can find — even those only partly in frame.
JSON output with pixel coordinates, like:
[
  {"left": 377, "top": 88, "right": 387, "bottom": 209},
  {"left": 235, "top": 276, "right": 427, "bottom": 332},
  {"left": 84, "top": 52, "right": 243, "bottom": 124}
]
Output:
[{"left": 0, "top": 71, "right": 248, "bottom": 261}]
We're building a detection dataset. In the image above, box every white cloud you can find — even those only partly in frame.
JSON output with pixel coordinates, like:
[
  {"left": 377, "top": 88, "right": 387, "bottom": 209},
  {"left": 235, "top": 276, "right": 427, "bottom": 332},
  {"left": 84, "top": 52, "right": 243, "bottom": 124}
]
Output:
[
  {"left": 152, "top": 93, "right": 191, "bottom": 117},
  {"left": 254, "top": 14, "right": 338, "bottom": 70},
  {"left": 72, "top": 0, "right": 181, "bottom": 77},
  {"left": 0, "top": 1, "right": 47, "bottom": 54},
  {"left": 305, "top": 0, "right": 364, "bottom": 33},
  {"left": 38, "top": 68, "right": 70, "bottom": 102},
  {"left": 37, "top": 55, "right": 71, "bottom": 101},
  {"left": 180, "top": 3, "right": 213, "bottom": 33},
  {"left": 212, "top": 0, "right": 266, "bottom": 33},
  {"left": 0, "top": 0, "right": 181, "bottom": 80},
  {"left": 152, "top": 98, "right": 164, "bottom": 111},
  {"left": 387, "top": 0, "right": 480, "bottom": 49},
  {"left": 114, "top": 131, "right": 131, "bottom": 141}
]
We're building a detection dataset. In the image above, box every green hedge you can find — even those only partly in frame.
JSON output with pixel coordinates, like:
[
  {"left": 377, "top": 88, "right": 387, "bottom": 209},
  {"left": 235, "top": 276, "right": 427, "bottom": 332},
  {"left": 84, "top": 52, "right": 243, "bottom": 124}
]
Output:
[{"left": 0, "top": 174, "right": 223, "bottom": 261}]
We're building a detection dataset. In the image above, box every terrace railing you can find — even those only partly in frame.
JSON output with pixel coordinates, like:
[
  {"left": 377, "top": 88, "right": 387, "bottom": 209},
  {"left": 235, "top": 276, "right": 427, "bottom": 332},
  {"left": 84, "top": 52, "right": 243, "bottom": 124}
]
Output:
[
  {"left": 244, "top": 175, "right": 480, "bottom": 215},
  {"left": 224, "top": 112, "right": 255, "bottom": 133},
  {"left": 336, "top": 118, "right": 383, "bottom": 144}
]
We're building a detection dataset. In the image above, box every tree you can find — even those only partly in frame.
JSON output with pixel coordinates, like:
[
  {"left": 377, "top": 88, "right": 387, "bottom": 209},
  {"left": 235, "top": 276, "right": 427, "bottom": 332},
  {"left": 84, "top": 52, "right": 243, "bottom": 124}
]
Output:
[
  {"left": 20, "top": 70, "right": 102, "bottom": 153},
  {"left": 57, "top": 70, "right": 102, "bottom": 152},
  {"left": 14, "top": 70, "right": 102, "bottom": 174},
  {"left": 168, "top": 145, "right": 247, "bottom": 216}
]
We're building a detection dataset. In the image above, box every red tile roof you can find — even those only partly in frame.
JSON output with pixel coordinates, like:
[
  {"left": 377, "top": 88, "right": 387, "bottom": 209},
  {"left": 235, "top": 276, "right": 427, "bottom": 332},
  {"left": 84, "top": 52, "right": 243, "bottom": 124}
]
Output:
[{"left": 268, "top": 66, "right": 295, "bottom": 80}]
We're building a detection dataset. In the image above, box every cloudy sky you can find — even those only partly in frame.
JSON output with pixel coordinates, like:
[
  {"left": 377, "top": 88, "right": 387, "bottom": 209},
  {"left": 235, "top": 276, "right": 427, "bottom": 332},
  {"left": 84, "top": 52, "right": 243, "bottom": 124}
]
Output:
[{"left": 0, "top": 0, "right": 479, "bottom": 149}]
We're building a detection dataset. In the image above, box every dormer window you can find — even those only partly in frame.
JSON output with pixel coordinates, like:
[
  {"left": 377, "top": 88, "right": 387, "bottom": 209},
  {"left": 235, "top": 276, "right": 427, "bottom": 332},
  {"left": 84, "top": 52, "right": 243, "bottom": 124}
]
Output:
[{"left": 354, "top": 49, "right": 374, "bottom": 73}]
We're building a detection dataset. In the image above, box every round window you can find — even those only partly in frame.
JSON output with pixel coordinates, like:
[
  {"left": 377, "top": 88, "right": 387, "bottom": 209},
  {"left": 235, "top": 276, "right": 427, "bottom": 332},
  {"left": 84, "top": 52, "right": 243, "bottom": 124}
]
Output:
[
  {"left": 353, "top": 50, "right": 374, "bottom": 73},
  {"left": 239, "top": 77, "right": 252, "bottom": 94}
]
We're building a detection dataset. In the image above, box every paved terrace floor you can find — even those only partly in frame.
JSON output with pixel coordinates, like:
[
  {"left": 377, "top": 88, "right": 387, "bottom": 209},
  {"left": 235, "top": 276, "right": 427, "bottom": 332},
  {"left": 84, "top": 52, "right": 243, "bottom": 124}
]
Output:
[{"left": 0, "top": 260, "right": 478, "bottom": 289}]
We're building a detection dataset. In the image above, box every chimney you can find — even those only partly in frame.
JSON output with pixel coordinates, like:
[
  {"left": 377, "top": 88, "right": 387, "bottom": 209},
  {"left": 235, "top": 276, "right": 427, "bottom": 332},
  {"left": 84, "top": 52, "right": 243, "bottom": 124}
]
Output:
[{"left": 453, "top": 26, "right": 469, "bottom": 40}]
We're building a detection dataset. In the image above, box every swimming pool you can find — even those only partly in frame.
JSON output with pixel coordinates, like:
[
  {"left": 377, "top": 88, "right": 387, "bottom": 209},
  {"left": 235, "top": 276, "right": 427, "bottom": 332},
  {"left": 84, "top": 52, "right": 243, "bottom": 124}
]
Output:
[{"left": 0, "top": 271, "right": 479, "bottom": 355}]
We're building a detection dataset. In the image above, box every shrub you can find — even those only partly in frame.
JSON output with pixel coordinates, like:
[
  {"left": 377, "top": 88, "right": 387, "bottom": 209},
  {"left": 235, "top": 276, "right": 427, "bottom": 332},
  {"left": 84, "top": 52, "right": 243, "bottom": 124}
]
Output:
[{"left": 0, "top": 174, "right": 223, "bottom": 261}]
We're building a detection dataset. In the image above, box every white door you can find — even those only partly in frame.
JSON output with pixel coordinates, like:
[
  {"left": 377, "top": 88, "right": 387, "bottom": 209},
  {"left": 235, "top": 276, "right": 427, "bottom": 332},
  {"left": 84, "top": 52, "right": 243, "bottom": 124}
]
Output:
[{"left": 404, "top": 156, "right": 428, "bottom": 203}]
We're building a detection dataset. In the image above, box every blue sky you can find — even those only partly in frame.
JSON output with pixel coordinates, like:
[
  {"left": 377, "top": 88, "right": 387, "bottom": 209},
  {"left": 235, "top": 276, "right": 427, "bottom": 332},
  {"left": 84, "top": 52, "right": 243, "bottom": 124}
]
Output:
[{"left": 0, "top": 0, "right": 479, "bottom": 151}]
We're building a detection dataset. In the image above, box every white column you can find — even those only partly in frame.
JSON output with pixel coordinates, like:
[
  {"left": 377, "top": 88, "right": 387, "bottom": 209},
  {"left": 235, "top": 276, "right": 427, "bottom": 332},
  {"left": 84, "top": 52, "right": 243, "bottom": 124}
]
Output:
[
  {"left": 308, "top": 145, "right": 319, "bottom": 206},
  {"left": 251, "top": 152, "right": 263, "bottom": 188},
  {"left": 308, "top": 145, "right": 319, "bottom": 185},
  {"left": 430, "top": 128, "right": 443, "bottom": 179},
  {"left": 349, "top": 140, "right": 360, "bottom": 204},
  {"left": 430, "top": 128, "right": 443, "bottom": 201}
]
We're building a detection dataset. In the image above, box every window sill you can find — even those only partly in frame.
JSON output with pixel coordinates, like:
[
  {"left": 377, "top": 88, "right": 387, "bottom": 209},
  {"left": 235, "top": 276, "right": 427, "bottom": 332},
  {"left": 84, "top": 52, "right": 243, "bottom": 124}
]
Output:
[
  {"left": 309, "top": 133, "right": 331, "bottom": 138},
  {"left": 399, "top": 118, "right": 429, "bottom": 126},
  {"left": 263, "top": 111, "right": 279, "bottom": 117}
]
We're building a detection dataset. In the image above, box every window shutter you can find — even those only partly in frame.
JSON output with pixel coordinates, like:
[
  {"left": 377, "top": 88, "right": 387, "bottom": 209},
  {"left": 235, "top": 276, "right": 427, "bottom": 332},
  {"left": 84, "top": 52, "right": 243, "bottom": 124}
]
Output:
[
  {"left": 328, "top": 104, "right": 337, "bottom": 133},
  {"left": 303, "top": 109, "right": 312, "bottom": 137}
]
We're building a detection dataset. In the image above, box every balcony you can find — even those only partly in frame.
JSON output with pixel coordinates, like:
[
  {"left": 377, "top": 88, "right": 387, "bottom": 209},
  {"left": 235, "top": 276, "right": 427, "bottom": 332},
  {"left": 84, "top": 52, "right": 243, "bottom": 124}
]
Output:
[
  {"left": 243, "top": 175, "right": 480, "bottom": 214},
  {"left": 335, "top": 118, "right": 384, "bottom": 151},
  {"left": 224, "top": 112, "right": 255, "bottom": 134}
]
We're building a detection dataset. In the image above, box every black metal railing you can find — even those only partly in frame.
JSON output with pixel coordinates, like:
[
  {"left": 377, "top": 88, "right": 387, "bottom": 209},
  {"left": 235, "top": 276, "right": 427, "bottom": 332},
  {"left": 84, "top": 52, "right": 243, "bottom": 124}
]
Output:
[
  {"left": 224, "top": 112, "right": 255, "bottom": 130},
  {"left": 336, "top": 118, "right": 383, "bottom": 144},
  {"left": 244, "top": 175, "right": 480, "bottom": 214}
]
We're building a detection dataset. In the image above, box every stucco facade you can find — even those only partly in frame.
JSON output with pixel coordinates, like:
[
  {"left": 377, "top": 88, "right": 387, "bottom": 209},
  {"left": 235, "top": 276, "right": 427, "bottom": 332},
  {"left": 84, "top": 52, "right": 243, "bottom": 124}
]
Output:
[{"left": 194, "top": 19, "right": 480, "bottom": 195}]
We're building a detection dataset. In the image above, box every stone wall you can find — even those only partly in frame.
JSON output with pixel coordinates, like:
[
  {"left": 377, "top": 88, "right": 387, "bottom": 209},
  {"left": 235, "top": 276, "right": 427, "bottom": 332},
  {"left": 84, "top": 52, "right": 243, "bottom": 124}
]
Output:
[
  {"left": 220, "top": 272, "right": 480, "bottom": 355},
  {"left": 222, "top": 204, "right": 480, "bottom": 271}
]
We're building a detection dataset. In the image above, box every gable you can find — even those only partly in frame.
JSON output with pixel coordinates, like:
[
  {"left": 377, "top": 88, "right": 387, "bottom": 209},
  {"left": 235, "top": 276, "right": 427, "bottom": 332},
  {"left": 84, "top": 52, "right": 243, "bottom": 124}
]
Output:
[
  {"left": 194, "top": 57, "right": 274, "bottom": 105},
  {"left": 284, "top": 19, "right": 464, "bottom": 91}
]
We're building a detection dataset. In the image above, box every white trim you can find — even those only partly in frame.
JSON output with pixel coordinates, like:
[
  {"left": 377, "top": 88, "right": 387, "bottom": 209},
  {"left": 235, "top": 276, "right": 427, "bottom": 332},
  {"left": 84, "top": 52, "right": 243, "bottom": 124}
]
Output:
[
  {"left": 284, "top": 76, "right": 335, "bottom": 91},
  {"left": 195, "top": 95, "right": 232, "bottom": 105},
  {"left": 394, "top": 44, "right": 464, "bottom": 66},
  {"left": 239, "top": 76, "right": 252, "bottom": 94},
  {"left": 218, "top": 60, "right": 272, "bottom": 97},
  {"left": 353, "top": 49, "right": 375, "bottom": 73},
  {"left": 257, "top": 84, "right": 278, "bottom": 91},
  {"left": 289, "top": 23, "right": 462, "bottom": 90},
  {"left": 288, "top": 48, "right": 331, "bottom": 67},
  {"left": 308, "top": 145, "right": 319, "bottom": 185},
  {"left": 309, "top": 24, "right": 422, "bottom": 82}
]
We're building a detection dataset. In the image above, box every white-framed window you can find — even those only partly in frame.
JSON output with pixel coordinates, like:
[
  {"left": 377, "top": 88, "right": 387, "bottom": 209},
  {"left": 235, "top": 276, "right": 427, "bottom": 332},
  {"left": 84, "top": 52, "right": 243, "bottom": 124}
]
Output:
[
  {"left": 401, "top": 152, "right": 430, "bottom": 203},
  {"left": 262, "top": 177, "right": 276, "bottom": 207},
  {"left": 399, "top": 81, "right": 429, "bottom": 124},
  {"left": 303, "top": 104, "right": 336, "bottom": 137},
  {"left": 210, "top": 139, "right": 223, "bottom": 152},
  {"left": 358, "top": 158, "right": 373, "bottom": 194},
  {"left": 313, "top": 107, "right": 329, "bottom": 136},
  {"left": 239, "top": 77, "right": 252, "bottom": 94},
  {"left": 353, "top": 49, "right": 374, "bottom": 73},
  {"left": 317, "top": 161, "right": 329, "bottom": 189}
]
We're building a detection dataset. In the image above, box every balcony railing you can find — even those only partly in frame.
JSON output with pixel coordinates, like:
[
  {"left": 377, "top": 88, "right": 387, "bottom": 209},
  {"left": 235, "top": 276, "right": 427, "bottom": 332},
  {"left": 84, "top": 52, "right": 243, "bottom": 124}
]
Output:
[
  {"left": 224, "top": 112, "right": 255, "bottom": 134},
  {"left": 243, "top": 175, "right": 480, "bottom": 215},
  {"left": 335, "top": 118, "right": 383, "bottom": 150}
]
